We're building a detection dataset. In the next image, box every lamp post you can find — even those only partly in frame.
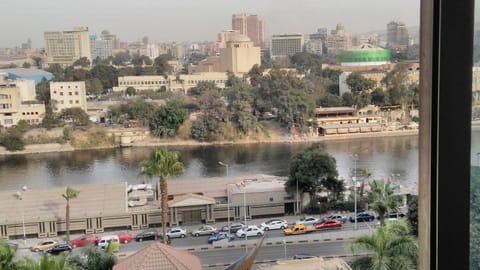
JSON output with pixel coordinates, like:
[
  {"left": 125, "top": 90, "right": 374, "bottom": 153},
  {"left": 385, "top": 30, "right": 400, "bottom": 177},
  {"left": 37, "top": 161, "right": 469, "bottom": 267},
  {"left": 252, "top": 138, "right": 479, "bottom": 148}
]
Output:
[
  {"left": 296, "top": 178, "right": 299, "bottom": 216},
  {"left": 243, "top": 185, "right": 247, "bottom": 253},
  {"left": 14, "top": 185, "right": 28, "bottom": 245},
  {"left": 219, "top": 161, "right": 230, "bottom": 237},
  {"left": 351, "top": 154, "right": 358, "bottom": 231}
]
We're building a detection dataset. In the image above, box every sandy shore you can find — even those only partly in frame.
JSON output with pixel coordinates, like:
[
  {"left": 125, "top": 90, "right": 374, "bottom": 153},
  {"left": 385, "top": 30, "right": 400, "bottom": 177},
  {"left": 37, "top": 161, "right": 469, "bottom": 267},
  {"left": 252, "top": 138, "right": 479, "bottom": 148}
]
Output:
[{"left": 0, "top": 129, "right": 418, "bottom": 156}]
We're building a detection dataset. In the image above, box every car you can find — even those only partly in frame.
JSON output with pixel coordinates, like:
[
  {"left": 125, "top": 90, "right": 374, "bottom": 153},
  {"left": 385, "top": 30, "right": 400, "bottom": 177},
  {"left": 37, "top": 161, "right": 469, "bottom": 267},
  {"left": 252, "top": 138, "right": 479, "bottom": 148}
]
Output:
[
  {"left": 221, "top": 222, "right": 245, "bottom": 233},
  {"left": 260, "top": 219, "right": 288, "bottom": 231},
  {"left": 314, "top": 219, "right": 343, "bottom": 230},
  {"left": 207, "top": 232, "right": 235, "bottom": 244},
  {"left": 192, "top": 225, "right": 218, "bottom": 237},
  {"left": 376, "top": 217, "right": 400, "bottom": 226},
  {"left": 98, "top": 235, "right": 120, "bottom": 249},
  {"left": 295, "top": 216, "right": 320, "bottom": 226},
  {"left": 44, "top": 243, "right": 72, "bottom": 255},
  {"left": 31, "top": 240, "right": 57, "bottom": 252},
  {"left": 293, "top": 254, "right": 318, "bottom": 260},
  {"left": 116, "top": 232, "right": 133, "bottom": 244},
  {"left": 69, "top": 234, "right": 99, "bottom": 248},
  {"left": 350, "top": 212, "right": 376, "bottom": 222},
  {"left": 323, "top": 213, "right": 347, "bottom": 223},
  {"left": 236, "top": 225, "right": 265, "bottom": 238},
  {"left": 165, "top": 227, "right": 187, "bottom": 239},
  {"left": 135, "top": 229, "right": 158, "bottom": 242}
]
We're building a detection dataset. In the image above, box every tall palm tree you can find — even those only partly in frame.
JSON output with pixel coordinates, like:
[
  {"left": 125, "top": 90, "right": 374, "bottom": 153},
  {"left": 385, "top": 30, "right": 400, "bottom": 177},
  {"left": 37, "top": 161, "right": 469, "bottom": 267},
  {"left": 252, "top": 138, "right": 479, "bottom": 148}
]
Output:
[
  {"left": 0, "top": 241, "right": 17, "bottom": 270},
  {"left": 368, "top": 179, "right": 400, "bottom": 226},
  {"left": 17, "top": 252, "right": 77, "bottom": 270},
  {"left": 140, "top": 148, "right": 184, "bottom": 244},
  {"left": 62, "top": 187, "right": 80, "bottom": 241},
  {"left": 350, "top": 221, "right": 418, "bottom": 270},
  {"left": 360, "top": 168, "right": 372, "bottom": 197}
]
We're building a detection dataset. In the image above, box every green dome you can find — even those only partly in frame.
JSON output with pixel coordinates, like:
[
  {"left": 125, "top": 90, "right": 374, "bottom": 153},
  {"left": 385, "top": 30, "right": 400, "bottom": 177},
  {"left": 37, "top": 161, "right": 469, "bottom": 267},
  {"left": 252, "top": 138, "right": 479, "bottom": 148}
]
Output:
[{"left": 341, "top": 47, "right": 391, "bottom": 63}]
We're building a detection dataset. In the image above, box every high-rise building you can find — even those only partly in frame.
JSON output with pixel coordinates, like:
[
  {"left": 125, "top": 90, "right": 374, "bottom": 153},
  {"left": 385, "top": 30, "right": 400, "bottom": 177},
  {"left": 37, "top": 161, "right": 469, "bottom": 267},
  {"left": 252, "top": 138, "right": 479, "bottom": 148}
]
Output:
[
  {"left": 89, "top": 35, "right": 113, "bottom": 61},
  {"left": 326, "top": 23, "right": 352, "bottom": 56},
  {"left": 387, "top": 21, "right": 409, "bottom": 48},
  {"left": 310, "top": 28, "right": 328, "bottom": 55},
  {"left": 216, "top": 30, "right": 240, "bottom": 51},
  {"left": 44, "top": 27, "right": 91, "bottom": 66},
  {"left": 232, "top": 13, "right": 265, "bottom": 48},
  {"left": 270, "top": 34, "right": 304, "bottom": 58},
  {"left": 100, "top": 30, "right": 120, "bottom": 50}
]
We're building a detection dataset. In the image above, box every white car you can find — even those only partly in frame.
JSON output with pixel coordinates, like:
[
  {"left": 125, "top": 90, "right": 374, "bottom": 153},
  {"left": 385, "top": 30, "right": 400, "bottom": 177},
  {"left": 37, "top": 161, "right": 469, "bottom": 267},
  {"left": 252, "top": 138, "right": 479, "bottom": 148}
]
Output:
[
  {"left": 260, "top": 219, "right": 288, "bottom": 231},
  {"left": 165, "top": 227, "right": 187, "bottom": 238},
  {"left": 295, "top": 216, "right": 320, "bottom": 226},
  {"left": 236, "top": 225, "right": 265, "bottom": 238}
]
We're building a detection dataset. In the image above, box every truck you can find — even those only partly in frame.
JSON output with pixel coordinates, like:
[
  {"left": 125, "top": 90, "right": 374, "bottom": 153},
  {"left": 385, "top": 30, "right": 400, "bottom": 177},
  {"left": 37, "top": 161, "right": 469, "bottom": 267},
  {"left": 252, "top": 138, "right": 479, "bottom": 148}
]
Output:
[{"left": 283, "top": 224, "right": 316, "bottom": 235}]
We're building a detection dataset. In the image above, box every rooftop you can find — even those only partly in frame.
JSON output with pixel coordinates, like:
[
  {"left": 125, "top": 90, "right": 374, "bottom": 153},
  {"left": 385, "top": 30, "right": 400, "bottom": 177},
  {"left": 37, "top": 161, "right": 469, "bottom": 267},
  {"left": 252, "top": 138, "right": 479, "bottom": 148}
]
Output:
[{"left": 0, "top": 68, "right": 53, "bottom": 77}]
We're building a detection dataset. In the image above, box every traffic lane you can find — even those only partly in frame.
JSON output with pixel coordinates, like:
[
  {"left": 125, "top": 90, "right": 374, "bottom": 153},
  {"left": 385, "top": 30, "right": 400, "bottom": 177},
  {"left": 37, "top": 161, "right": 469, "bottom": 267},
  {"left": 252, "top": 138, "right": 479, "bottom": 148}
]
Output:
[{"left": 191, "top": 241, "right": 350, "bottom": 265}]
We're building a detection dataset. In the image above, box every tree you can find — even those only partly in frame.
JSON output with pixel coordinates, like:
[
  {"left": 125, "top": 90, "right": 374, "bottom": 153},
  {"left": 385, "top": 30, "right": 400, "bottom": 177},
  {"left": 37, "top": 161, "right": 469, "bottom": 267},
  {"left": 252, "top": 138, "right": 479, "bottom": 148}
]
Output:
[
  {"left": 125, "top": 86, "right": 136, "bottom": 96},
  {"left": 188, "top": 81, "right": 216, "bottom": 97},
  {"left": 247, "top": 64, "right": 264, "bottom": 87},
  {"left": 371, "top": 88, "right": 386, "bottom": 106},
  {"left": 342, "top": 92, "right": 355, "bottom": 107},
  {"left": 225, "top": 79, "right": 256, "bottom": 135},
  {"left": 406, "top": 194, "right": 418, "bottom": 236},
  {"left": 62, "top": 187, "right": 80, "bottom": 241},
  {"left": 17, "top": 252, "right": 77, "bottom": 270},
  {"left": 318, "top": 93, "right": 343, "bottom": 107},
  {"left": 22, "top": 62, "right": 31, "bottom": 68},
  {"left": 153, "top": 55, "right": 172, "bottom": 75},
  {"left": 287, "top": 143, "right": 339, "bottom": 204},
  {"left": 86, "top": 78, "right": 103, "bottom": 96},
  {"left": 148, "top": 101, "right": 188, "bottom": 137},
  {"left": 350, "top": 220, "right": 418, "bottom": 270},
  {"left": 0, "top": 241, "right": 17, "bottom": 270},
  {"left": 470, "top": 166, "right": 480, "bottom": 268},
  {"left": 59, "top": 108, "right": 90, "bottom": 126},
  {"left": 140, "top": 149, "right": 184, "bottom": 244},
  {"left": 70, "top": 245, "right": 117, "bottom": 270},
  {"left": 73, "top": 57, "right": 90, "bottom": 67},
  {"left": 346, "top": 72, "right": 376, "bottom": 93},
  {"left": 367, "top": 179, "right": 401, "bottom": 226}
]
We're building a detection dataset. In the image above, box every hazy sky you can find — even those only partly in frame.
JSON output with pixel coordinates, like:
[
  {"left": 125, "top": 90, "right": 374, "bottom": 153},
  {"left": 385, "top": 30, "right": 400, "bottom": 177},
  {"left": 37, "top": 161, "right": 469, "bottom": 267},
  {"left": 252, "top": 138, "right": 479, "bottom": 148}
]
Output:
[{"left": 2, "top": 0, "right": 420, "bottom": 48}]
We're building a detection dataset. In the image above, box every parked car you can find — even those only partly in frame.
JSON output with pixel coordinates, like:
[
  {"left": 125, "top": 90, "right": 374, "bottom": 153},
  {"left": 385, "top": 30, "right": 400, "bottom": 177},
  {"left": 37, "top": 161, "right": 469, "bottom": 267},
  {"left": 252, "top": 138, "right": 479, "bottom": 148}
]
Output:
[
  {"left": 69, "top": 234, "right": 99, "bottom": 248},
  {"left": 221, "top": 222, "right": 245, "bottom": 233},
  {"left": 314, "top": 219, "right": 343, "bottom": 230},
  {"left": 45, "top": 243, "right": 73, "bottom": 255},
  {"left": 116, "top": 232, "right": 133, "bottom": 244},
  {"left": 98, "top": 235, "right": 120, "bottom": 249},
  {"left": 31, "top": 240, "right": 57, "bottom": 252},
  {"left": 260, "top": 219, "right": 288, "bottom": 231},
  {"left": 295, "top": 216, "right": 320, "bottom": 226},
  {"left": 236, "top": 225, "right": 265, "bottom": 238},
  {"left": 192, "top": 225, "right": 218, "bottom": 237},
  {"left": 207, "top": 232, "right": 235, "bottom": 244},
  {"left": 293, "top": 254, "right": 318, "bottom": 260},
  {"left": 349, "top": 212, "right": 375, "bottom": 222},
  {"left": 165, "top": 227, "right": 187, "bottom": 239},
  {"left": 323, "top": 213, "right": 347, "bottom": 223},
  {"left": 135, "top": 229, "right": 158, "bottom": 242}
]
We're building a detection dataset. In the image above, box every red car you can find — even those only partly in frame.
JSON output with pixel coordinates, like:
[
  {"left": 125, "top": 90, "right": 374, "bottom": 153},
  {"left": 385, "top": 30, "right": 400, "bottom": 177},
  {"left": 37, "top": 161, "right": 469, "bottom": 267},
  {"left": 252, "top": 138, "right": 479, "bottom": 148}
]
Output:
[
  {"left": 314, "top": 219, "right": 342, "bottom": 230},
  {"left": 116, "top": 232, "right": 133, "bottom": 244},
  {"left": 69, "top": 234, "right": 99, "bottom": 248}
]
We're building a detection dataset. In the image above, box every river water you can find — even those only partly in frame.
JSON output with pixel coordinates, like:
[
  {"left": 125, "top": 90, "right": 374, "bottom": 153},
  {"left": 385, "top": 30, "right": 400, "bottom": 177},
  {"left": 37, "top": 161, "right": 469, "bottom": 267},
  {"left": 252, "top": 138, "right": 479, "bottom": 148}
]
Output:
[{"left": 0, "top": 134, "right": 421, "bottom": 191}]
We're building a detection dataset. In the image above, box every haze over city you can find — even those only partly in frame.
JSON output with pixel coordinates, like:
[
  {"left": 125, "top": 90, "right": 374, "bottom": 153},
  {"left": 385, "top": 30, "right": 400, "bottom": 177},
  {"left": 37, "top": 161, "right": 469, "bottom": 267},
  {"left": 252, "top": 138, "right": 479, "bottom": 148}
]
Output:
[{"left": 1, "top": 0, "right": 420, "bottom": 48}]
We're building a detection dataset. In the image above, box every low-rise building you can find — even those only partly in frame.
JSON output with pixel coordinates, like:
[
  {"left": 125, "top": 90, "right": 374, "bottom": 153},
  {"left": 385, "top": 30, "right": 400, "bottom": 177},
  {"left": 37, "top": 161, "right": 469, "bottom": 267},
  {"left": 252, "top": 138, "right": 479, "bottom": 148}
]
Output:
[
  {"left": 314, "top": 107, "right": 383, "bottom": 135},
  {"left": 0, "top": 82, "right": 45, "bottom": 127},
  {"left": 49, "top": 81, "right": 87, "bottom": 113}
]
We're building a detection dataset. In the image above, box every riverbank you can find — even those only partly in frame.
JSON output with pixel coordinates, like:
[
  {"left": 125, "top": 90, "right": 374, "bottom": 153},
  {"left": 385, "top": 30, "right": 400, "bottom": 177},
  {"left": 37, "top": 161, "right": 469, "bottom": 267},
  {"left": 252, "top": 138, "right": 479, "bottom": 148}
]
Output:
[{"left": 0, "top": 128, "right": 418, "bottom": 156}]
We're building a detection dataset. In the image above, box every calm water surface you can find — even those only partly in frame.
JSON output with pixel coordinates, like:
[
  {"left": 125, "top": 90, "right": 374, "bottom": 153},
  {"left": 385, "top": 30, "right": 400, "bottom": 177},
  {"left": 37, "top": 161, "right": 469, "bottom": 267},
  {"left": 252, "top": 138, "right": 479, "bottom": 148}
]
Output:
[{"left": 0, "top": 135, "right": 421, "bottom": 191}]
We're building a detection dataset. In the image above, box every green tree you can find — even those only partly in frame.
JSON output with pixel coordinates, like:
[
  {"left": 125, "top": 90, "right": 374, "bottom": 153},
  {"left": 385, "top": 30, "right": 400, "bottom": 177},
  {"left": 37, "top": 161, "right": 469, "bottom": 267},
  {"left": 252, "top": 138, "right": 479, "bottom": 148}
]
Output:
[
  {"left": 140, "top": 149, "right": 184, "bottom": 244},
  {"left": 247, "top": 64, "right": 264, "bottom": 87},
  {"left": 148, "top": 101, "right": 188, "bottom": 137},
  {"left": 45, "top": 64, "right": 64, "bottom": 80},
  {"left": 153, "top": 55, "right": 172, "bottom": 75},
  {"left": 276, "top": 89, "right": 315, "bottom": 130},
  {"left": 88, "top": 65, "right": 118, "bottom": 90},
  {"left": 70, "top": 245, "right": 116, "bottom": 270},
  {"left": 346, "top": 72, "right": 376, "bottom": 93},
  {"left": 86, "top": 78, "right": 103, "bottom": 96},
  {"left": 406, "top": 194, "right": 418, "bottom": 236},
  {"left": 225, "top": 79, "right": 256, "bottom": 135},
  {"left": 125, "top": 86, "right": 136, "bottom": 96},
  {"left": 342, "top": 92, "right": 355, "bottom": 107},
  {"left": 317, "top": 93, "right": 343, "bottom": 107},
  {"left": 287, "top": 143, "right": 339, "bottom": 204},
  {"left": 22, "top": 62, "right": 31, "bottom": 68},
  {"left": 73, "top": 57, "right": 90, "bottom": 67},
  {"left": 371, "top": 88, "right": 386, "bottom": 106},
  {"left": 350, "top": 221, "right": 418, "bottom": 270},
  {"left": 62, "top": 187, "right": 80, "bottom": 241},
  {"left": 368, "top": 179, "right": 401, "bottom": 226},
  {"left": 0, "top": 241, "right": 17, "bottom": 270},
  {"left": 59, "top": 108, "right": 90, "bottom": 126},
  {"left": 470, "top": 166, "right": 480, "bottom": 268},
  {"left": 17, "top": 252, "right": 78, "bottom": 270},
  {"left": 290, "top": 52, "right": 324, "bottom": 74},
  {"left": 188, "top": 81, "right": 217, "bottom": 97}
]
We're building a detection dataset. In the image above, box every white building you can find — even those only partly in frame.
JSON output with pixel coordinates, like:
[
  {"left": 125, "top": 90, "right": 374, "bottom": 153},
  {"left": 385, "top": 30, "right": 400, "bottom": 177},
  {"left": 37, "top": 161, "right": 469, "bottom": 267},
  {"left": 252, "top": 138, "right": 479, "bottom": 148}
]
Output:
[
  {"left": 270, "top": 34, "right": 304, "bottom": 59},
  {"left": 44, "top": 27, "right": 91, "bottom": 66},
  {"left": 49, "top": 81, "right": 87, "bottom": 113},
  {"left": 90, "top": 37, "right": 113, "bottom": 61}
]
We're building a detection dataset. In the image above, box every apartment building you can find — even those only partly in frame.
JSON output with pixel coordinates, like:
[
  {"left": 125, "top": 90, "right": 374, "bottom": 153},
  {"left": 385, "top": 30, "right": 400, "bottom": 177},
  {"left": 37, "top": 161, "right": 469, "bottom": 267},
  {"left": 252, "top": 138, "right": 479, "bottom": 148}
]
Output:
[
  {"left": 270, "top": 34, "right": 304, "bottom": 59},
  {"left": 326, "top": 23, "right": 352, "bottom": 56},
  {"left": 90, "top": 35, "right": 113, "bottom": 61},
  {"left": 232, "top": 13, "right": 265, "bottom": 48},
  {"left": 0, "top": 84, "right": 45, "bottom": 127},
  {"left": 44, "top": 27, "right": 91, "bottom": 66},
  {"left": 49, "top": 81, "right": 87, "bottom": 113}
]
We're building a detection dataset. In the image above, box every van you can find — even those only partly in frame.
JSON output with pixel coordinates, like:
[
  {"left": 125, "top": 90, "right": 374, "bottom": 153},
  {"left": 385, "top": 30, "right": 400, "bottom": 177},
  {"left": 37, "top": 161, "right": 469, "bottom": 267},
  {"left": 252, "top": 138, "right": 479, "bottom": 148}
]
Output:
[{"left": 98, "top": 235, "right": 120, "bottom": 249}]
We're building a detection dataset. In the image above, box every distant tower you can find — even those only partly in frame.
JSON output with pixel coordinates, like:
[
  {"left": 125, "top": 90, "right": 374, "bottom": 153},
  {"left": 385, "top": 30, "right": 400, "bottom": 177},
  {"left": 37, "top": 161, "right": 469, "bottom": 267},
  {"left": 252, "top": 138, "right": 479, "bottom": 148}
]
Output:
[
  {"left": 387, "top": 21, "right": 409, "bottom": 48},
  {"left": 232, "top": 13, "right": 265, "bottom": 48},
  {"left": 142, "top": 36, "right": 149, "bottom": 45}
]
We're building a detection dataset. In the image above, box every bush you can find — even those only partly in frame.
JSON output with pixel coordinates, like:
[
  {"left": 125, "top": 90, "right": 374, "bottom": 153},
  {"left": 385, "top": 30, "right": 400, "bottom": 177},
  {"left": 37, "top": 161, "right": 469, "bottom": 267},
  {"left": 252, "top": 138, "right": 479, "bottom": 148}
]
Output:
[
  {"left": 1, "top": 133, "right": 24, "bottom": 151},
  {"left": 303, "top": 199, "right": 368, "bottom": 215}
]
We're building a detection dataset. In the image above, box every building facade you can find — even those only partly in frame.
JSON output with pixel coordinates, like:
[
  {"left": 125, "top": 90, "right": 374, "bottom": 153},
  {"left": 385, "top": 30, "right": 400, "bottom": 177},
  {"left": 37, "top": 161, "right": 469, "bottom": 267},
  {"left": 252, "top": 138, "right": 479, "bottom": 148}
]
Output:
[
  {"left": 49, "top": 81, "right": 87, "bottom": 113},
  {"left": 270, "top": 34, "right": 304, "bottom": 58},
  {"left": 216, "top": 30, "right": 240, "bottom": 51},
  {"left": 232, "top": 13, "right": 265, "bottom": 48},
  {"left": 44, "top": 27, "right": 91, "bottom": 66},
  {"left": 90, "top": 36, "right": 113, "bottom": 61},
  {"left": 0, "top": 83, "right": 45, "bottom": 127},
  {"left": 387, "top": 21, "right": 409, "bottom": 48},
  {"left": 326, "top": 23, "right": 352, "bottom": 56}
]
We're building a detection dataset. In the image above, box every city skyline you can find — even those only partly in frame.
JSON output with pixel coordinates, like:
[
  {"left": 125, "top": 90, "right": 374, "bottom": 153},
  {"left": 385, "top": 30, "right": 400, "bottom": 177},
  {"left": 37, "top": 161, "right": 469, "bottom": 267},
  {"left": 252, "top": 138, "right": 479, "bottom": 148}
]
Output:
[{"left": 1, "top": 0, "right": 420, "bottom": 48}]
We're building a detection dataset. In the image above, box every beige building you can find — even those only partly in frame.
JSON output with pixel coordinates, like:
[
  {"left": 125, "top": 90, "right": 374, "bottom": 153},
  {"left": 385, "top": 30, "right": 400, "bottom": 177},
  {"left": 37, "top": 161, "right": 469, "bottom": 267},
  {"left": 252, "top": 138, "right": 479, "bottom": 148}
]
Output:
[
  {"left": 44, "top": 27, "right": 91, "bottom": 66},
  {"left": 232, "top": 13, "right": 265, "bottom": 48},
  {"left": 189, "top": 35, "right": 260, "bottom": 74},
  {"left": 270, "top": 34, "right": 304, "bottom": 59},
  {"left": 113, "top": 72, "right": 229, "bottom": 95},
  {"left": 216, "top": 30, "right": 240, "bottom": 50},
  {"left": 327, "top": 23, "right": 352, "bottom": 56},
  {"left": 50, "top": 81, "right": 87, "bottom": 113},
  {"left": 0, "top": 84, "right": 45, "bottom": 127}
]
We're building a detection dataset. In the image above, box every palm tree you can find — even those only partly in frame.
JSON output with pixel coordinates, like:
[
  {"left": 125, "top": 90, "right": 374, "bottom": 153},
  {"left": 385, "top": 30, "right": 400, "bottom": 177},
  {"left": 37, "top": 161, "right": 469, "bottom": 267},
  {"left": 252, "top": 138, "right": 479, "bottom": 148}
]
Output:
[
  {"left": 350, "top": 221, "right": 418, "bottom": 270},
  {"left": 0, "top": 241, "right": 17, "bottom": 270},
  {"left": 368, "top": 179, "right": 400, "bottom": 226},
  {"left": 140, "top": 148, "right": 184, "bottom": 244},
  {"left": 62, "top": 187, "right": 80, "bottom": 241},
  {"left": 360, "top": 168, "right": 372, "bottom": 197},
  {"left": 16, "top": 253, "right": 77, "bottom": 270}
]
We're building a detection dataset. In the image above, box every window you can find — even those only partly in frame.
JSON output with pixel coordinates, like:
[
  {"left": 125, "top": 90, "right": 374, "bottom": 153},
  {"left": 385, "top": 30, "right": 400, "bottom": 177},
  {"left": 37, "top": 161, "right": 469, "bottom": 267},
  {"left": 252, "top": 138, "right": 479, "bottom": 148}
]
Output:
[
  {"left": 60, "top": 92, "right": 63, "bottom": 96},
  {"left": 75, "top": 100, "right": 79, "bottom": 104},
  {"left": 75, "top": 91, "right": 78, "bottom": 95},
  {"left": 69, "top": 92, "right": 72, "bottom": 95}
]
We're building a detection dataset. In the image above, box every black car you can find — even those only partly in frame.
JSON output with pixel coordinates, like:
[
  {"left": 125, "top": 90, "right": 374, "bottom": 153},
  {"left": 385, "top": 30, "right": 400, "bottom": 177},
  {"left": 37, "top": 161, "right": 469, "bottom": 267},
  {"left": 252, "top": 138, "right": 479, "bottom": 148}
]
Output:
[
  {"left": 135, "top": 229, "right": 158, "bottom": 242},
  {"left": 45, "top": 243, "right": 73, "bottom": 255},
  {"left": 221, "top": 223, "right": 245, "bottom": 233},
  {"left": 349, "top": 212, "right": 375, "bottom": 222}
]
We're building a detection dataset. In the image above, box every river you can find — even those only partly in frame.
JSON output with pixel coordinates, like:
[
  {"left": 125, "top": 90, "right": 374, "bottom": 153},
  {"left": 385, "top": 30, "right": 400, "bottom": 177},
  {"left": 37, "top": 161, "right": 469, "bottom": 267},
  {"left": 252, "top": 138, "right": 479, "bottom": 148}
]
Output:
[{"left": 0, "top": 134, "right": 422, "bottom": 191}]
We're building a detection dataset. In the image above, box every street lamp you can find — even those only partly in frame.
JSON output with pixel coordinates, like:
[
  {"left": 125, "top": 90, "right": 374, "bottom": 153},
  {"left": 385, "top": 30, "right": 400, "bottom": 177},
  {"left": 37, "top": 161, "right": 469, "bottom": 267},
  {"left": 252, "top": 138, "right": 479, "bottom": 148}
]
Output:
[
  {"left": 14, "top": 185, "right": 27, "bottom": 245},
  {"left": 351, "top": 154, "right": 358, "bottom": 230},
  {"left": 219, "top": 161, "right": 230, "bottom": 237},
  {"left": 243, "top": 184, "right": 247, "bottom": 253},
  {"left": 296, "top": 178, "right": 299, "bottom": 216}
]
